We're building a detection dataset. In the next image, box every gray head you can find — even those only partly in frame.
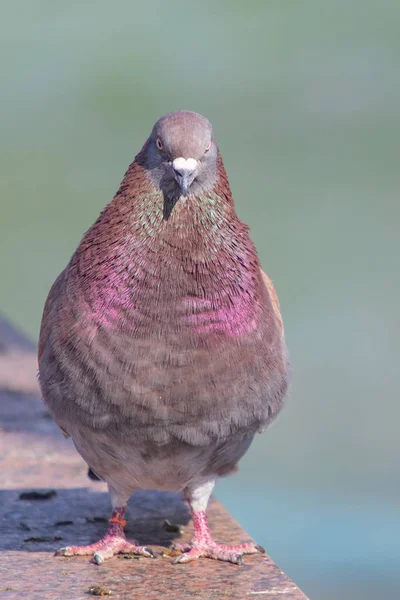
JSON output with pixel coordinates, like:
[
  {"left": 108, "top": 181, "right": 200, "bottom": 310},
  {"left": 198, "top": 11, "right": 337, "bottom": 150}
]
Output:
[{"left": 142, "top": 111, "right": 218, "bottom": 200}]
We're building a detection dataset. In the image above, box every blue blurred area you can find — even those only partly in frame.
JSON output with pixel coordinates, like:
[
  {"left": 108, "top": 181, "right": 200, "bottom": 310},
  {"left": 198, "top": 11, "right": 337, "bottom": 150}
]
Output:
[{"left": 1, "top": 2, "right": 399, "bottom": 598}]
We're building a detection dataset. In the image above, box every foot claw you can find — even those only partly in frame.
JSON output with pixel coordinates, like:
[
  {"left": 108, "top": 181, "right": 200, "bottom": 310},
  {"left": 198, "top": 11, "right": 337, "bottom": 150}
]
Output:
[
  {"left": 55, "top": 547, "right": 71, "bottom": 557},
  {"left": 234, "top": 554, "right": 243, "bottom": 566},
  {"left": 173, "top": 553, "right": 190, "bottom": 564},
  {"left": 170, "top": 541, "right": 192, "bottom": 553},
  {"left": 143, "top": 546, "right": 156, "bottom": 558},
  {"left": 255, "top": 544, "right": 266, "bottom": 554},
  {"left": 93, "top": 552, "right": 105, "bottom": 565}
]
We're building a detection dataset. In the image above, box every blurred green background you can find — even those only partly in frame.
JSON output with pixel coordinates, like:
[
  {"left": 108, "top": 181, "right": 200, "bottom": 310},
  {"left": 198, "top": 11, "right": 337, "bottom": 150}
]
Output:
[{"left": 1, "top": 1, "right": 399, "bottom": 598}]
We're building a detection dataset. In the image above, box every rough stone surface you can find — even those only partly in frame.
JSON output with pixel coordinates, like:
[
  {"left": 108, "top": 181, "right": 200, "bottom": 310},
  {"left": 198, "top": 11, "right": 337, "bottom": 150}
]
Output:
[{"left": 0, "top": 315, "right": 309, "bottom": 599}]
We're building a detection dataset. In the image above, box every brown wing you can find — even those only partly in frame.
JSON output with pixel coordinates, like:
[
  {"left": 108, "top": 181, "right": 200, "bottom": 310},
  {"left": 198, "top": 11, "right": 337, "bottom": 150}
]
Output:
[
  {"left": 38, "top": 269, "right": 70, "bottom": 438},
  {"left": 38, "top": 270, "right": 66, "bottom": 364},
  {"left": 260, "top": 269, "right": 284, "bottom": 334}
]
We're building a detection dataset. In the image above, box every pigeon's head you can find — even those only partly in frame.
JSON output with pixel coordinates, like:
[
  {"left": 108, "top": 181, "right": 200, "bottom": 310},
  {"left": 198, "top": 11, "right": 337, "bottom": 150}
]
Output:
[{"left": 143, "top": 111, "right": 218, "bottom": 199}]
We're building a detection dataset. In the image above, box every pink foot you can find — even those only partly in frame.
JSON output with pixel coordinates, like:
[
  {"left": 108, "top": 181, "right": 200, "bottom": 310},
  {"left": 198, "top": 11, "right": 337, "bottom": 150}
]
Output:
[
  {"left": 55, "top": 508, "right": 155, "bottom": 565},
  {"left": 172, "top": 540, "right": 264, "bottom": 565},
  {"left": 56, "top": 534, "right": 154, "bottom": 565},
  {"left": 171, "top": 511, "right": 265, "bottom": 565}
]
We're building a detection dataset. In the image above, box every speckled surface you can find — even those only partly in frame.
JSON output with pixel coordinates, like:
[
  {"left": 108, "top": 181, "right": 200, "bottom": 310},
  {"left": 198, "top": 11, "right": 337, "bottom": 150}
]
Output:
[{"left": 0, "top": 316, "right": 309, "bottom": 599}]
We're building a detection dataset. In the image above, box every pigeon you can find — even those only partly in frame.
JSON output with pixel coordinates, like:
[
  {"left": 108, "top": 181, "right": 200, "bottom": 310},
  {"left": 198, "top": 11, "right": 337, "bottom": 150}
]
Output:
[{"left": 38, "top": 110, "right": 290, "bottom": 565}]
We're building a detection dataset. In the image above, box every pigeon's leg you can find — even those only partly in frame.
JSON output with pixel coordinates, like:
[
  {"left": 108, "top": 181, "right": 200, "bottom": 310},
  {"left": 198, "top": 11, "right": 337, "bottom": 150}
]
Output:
[
  {"left": 173, "top": 480, "right": 265, "bottom": 565},
  {"left": 56, "top": 486, "right": 155, "bottom": 564}
]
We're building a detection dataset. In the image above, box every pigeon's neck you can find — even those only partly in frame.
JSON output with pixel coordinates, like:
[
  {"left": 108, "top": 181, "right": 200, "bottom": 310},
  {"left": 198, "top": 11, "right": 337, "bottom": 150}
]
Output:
[
  {"left": 110, "top": 157, "right": 247, "bottom": 262},
  {"left": 72, "top": 159, "right": 264, "bottom": 336},
  {"left": 129, "top": 189, "right": 236, "bottom": 257}
]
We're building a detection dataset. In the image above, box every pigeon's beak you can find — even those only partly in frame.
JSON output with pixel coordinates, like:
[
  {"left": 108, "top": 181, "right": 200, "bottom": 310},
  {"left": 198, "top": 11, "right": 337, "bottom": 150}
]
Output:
[{"left": 172, "top": 157, "right": 198, "bottom": 196}]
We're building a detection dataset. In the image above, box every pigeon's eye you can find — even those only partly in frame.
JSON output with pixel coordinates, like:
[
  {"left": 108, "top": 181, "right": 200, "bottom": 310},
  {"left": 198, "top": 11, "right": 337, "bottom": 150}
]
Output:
[
  {"left": 156, "top": 137, "right": 163, "bottom": 151},
  {"left": 204, "top": 140, "right": 212, "bottom": 154}
]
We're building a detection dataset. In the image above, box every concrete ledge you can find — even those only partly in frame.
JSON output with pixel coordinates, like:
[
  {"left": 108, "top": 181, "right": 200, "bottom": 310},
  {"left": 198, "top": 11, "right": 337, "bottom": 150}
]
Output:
[{"left": 0, "top": 315, "right": 309, "bottom": 599}]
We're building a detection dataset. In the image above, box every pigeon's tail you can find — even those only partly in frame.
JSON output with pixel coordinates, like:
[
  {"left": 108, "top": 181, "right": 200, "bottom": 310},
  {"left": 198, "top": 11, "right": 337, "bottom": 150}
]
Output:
[{"left": 87, "top": 467, "right": 102, "bottom": 481}]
